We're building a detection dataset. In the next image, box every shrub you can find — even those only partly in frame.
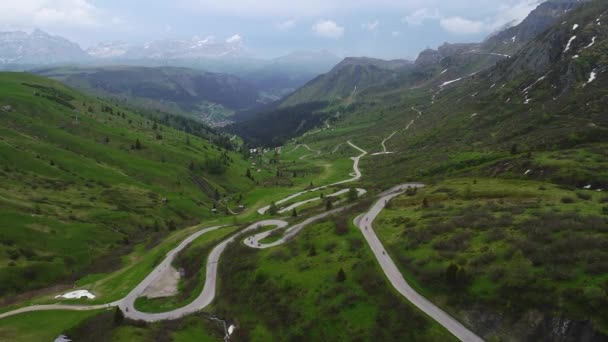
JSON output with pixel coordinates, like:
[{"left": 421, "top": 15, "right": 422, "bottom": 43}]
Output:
[
  {"left": 268, "top": 202, "right": 278, "bottom": 215},
  {"left": 113, "top": 307, "right": 124, "bottom": 325},
  {"left": 561, "top": 197, "right": 575, "bottom": 204},
  {"left": 334, "top": 218, "right": 349, "bottom": 235},
  {"left": 347, "top": 187, "right": 358, "bottom": 202},
  {"left": 486, "top": 228, "right": 506, "bottom": 242},
  {"left": 433, "top": 231, "right": 472, "bottom": 252},
  {"left": 470, "top": 250, "right": 497, "bottom": 268},
  {"left": 576, "top": 192, "right": 592, "bottom": 201},
  {"left": 348, "top": 237, "right": 364, "bottom": 252},
  {"left": 336, "top": 268, "right": 346, "bottom": 282}
]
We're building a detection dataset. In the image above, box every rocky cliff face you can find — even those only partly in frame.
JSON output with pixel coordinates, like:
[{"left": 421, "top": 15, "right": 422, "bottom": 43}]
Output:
[
  {"left": 463, "top": 307, "right": 608, "bottom": 342},
  {"left": 415, "top": 48, "right": 443, "bottom": 68},
  {"left": 488, "top": 0, "right": 607, "bottom": 93},
  {"left": 484, "top": 0, "right": 593, "bottom": 53}
]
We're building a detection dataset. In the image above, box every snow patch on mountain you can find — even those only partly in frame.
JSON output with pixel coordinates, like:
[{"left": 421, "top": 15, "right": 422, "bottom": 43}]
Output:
[
  {"left": 564, "top": 36, "right": 577, "bottom": 53},
  {"left": 586, "top": 70, "right": 597, "bottom": 85},
  {"left": 583, "top": 36, "right": 596, "bottom": 49},
  {"left": 87, "top": 41, "right": 131, "bottom": 58}
]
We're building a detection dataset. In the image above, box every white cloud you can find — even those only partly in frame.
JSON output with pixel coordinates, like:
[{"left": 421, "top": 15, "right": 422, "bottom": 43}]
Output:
[
  {"left": 313, "top": 20, "right": 344, "bottom": 39},
  {"left": 225, "top": 34, "right": 243, "bottom": 44},
  {"left": 490, "top": 0, "right": 541, "bottom": 31},
  {"left": 0, "top": 0, "right": 108, "bottom": 29},
  {"left": 276, "top": 19, "right": 296, "bottom": 31},
  {"left": 403, "top": 8, "right": 440, "bottom": 26},
  {"left": 440, "top": 16, "right": 484, "bottom": 35},
  {"left": 362, "top": 20, "right": 379, "bottom": 31},
  {"left": 402, "top": 0, "right": 540, "bottom": 35}
]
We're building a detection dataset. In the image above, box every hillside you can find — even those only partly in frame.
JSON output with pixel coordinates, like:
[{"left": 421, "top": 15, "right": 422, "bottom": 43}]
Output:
[
  {"left": 255, "top": 1, "right": 608, "bottom": 339},
  {"left": 281, "top": 57, "right": 412, "bottom": 107},
  {"left": 285, "top": 0, "right": 608, "bottom": 184},
  {"left": 0, "top": 72, "right": 255, "bottom": 298},
  {"left": 34, "top": 66, "right": 262, "bottom": 127}
]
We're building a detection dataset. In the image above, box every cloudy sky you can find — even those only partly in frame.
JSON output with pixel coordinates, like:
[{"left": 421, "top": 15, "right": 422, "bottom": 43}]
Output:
[{"left": 0, "top": 0, "right": 543, "bottom": 59}]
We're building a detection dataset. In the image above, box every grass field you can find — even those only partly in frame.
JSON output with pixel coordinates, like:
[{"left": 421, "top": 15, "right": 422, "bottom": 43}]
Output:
[
  {"left": 62, "top": 310, "right": 224, "bottom": 342},
  {"left": 0, "top": 309, "right": 107, "bottom": 341}
]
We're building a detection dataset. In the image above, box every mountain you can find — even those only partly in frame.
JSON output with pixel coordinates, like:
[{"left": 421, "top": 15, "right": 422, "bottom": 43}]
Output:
[
  {"left": 271, "top": 50, "right": 341, "bottom": 74},
  {"left": 85, "top": 36, "right": 245, "bottom": 60},
  {"left": 35, "top": 66, "right": 262, "bottom": 126},
  {"left": 86, "top": 41, "right": 132, "bottom": 59},
  {"left": 410, "top": 0, "right": 596, "bottom": 90},
  {"left": 0, "top": 29, "right": 339, "bottom": 101},
  {"left": 242, "top": 50, "right": 341, "bottom": 100},
  {"left": 109, "top": 36, "right": 246, "bottom": 60},
  {"left": 483, "top": 0, "right": 594, "bottom": 55},
  {"left": 251, "top": 0, "right": 592, "bottom": 134},
  {"left": 0, "top": 29, "right": 89, "bottom": 65},
  {"left": 281, "top": 57, "right": 413, "bottom": 107}
]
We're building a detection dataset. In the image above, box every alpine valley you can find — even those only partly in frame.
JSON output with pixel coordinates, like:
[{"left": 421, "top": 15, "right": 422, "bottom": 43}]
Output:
[{"left": 0, "top": 1, "right": 607, "bottom": 342}]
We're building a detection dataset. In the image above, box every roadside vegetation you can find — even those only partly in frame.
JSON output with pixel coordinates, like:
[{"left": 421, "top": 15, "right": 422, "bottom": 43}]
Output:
[
  {"left": 64, "top": 309, "right": 223, "bottom": 342},
  {"left": 133, "top": 226, "right": 239, "bottom": 313},
  {"left": 375, "top": 178, "right": 608, "bottom": 339},
  {"left": 213, "top": 212, "right": 456, "bottom": 341}
]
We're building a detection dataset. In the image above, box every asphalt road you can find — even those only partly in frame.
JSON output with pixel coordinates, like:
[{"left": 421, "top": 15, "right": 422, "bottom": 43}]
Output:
[
  {"left": 354, "top": 184, "right": 484, "bottom": 342},
  {"left": 119, "top": 222, "right": 284, "bottom": 321},
  {"left": 257, "top": 141, "right": 367, "bottom": 214}
]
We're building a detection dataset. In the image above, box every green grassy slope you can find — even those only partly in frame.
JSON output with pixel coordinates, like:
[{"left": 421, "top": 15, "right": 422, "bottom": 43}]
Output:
[
  {"left": 376, "top": 178, "right": 608, "bottom": 339},
  {"left": 0, "top": 72, "right": 256, "bottom": 298},
  {"left": 281, "top": 58, "right": 412, "bottom": 107},
  {"left": 214, "top": 214, "right": 457, "bottom": 341},
  {"left": 34, "top": 66, "right": 261, "bottom": 125}
]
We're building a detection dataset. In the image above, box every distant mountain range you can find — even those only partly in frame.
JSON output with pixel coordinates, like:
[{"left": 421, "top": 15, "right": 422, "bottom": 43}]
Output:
[
  {"left": 0, "top": 29, "right": 89, "bottom": 65},
  {"left": 86, "top": 36, "right": 246, "bottom": 60},
  {"left": 0, "top": 29, "right": 340, "bottom": 103},
  {"left": 0, "top": 29, "right": 339, "bottom": 85},
  {"left": 0, "top": 31, "right": 247, "bottom": 64}
]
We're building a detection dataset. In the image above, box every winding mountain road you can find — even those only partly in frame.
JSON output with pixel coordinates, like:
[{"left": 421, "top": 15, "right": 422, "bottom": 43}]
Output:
[
  {"left": 257, "top": 141, "right": 367, "bottom": 214},
  {"left": 0, "top": 137, "right": 483, "bottom": 342},
  {"left": 277, "top": 188, "right": 366, "bottom": 214},
  {"left": 371, "top": 131, "right": 398, "bottom": 156},
  {"left": 0, "top": 141, "right": 369, "bottom": 321},
  {"left": 354, "top": 184, "right": 483, "bottom": 342}
]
